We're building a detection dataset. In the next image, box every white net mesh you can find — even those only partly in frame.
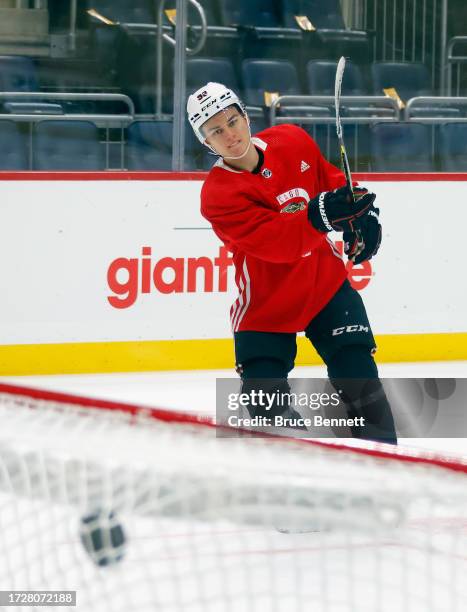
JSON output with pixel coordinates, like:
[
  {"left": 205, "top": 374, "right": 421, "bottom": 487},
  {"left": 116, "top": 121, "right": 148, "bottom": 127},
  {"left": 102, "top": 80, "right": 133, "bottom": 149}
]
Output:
[{"left": 0, "top": 384, "right": 466, "bottom": 611}]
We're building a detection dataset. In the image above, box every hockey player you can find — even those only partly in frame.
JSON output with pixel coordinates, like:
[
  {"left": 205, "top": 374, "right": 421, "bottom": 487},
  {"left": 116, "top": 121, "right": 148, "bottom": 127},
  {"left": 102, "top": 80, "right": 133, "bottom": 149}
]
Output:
[{"left": 187, "top": 82, "right": 397, "bottom": 444}]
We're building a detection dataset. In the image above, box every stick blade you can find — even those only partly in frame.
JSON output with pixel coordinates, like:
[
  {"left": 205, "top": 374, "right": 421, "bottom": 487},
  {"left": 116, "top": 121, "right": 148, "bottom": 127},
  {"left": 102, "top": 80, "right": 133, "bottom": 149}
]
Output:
[{"left": 335, "top": 56, "right": 346, "bottom": 100}]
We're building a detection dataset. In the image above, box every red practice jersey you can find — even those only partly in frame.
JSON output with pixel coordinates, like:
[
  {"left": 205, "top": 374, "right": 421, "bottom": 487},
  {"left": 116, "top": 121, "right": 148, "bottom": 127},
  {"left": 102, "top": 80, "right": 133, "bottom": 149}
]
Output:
[{"left": 201, "top": 123, "right": 349, "bottom": 333}]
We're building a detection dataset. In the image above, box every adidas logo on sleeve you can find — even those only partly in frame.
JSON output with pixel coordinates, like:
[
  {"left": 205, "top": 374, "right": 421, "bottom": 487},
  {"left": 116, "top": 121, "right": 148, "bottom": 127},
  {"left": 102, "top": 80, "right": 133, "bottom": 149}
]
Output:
[{"left": 300, "top": 160, "right": 310, "bottom": 172}]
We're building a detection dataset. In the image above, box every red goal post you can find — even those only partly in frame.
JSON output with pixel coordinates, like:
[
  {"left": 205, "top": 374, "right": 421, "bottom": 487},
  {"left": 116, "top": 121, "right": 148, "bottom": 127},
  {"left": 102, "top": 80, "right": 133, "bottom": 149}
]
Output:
[{"left": 0, "top": 382, "right": 466, "bottom": 611}]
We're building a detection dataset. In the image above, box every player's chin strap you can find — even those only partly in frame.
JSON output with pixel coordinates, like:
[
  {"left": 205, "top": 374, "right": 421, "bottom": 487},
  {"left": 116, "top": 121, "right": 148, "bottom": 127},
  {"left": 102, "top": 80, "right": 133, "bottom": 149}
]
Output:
[
  {"left": 223, "top": 138, "right": 253, "bottom": 160},
  {"left": 206, "top": 114, "right": 253, "bottom": 160}
]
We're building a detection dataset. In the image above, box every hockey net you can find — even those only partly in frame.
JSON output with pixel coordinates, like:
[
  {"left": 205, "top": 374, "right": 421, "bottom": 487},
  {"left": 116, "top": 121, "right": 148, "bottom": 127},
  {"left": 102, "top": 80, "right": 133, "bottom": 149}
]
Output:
[{"left": 0, "top": 382, "right": 466, "bottom": 612}]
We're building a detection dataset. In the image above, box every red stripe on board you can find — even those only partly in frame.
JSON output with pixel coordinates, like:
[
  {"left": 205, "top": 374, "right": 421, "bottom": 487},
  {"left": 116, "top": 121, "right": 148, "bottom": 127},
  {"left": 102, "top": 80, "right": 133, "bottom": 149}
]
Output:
[
  {"left": 1, "top": 382, "right": 467, "bottom": 475},
  {"left": 1, "top": 171, "right": 467, "bottom": 181}
]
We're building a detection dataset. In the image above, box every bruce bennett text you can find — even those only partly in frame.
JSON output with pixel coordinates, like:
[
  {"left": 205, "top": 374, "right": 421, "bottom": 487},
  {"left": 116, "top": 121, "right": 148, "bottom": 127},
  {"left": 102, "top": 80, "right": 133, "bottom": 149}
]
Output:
[{"left": 227, "top": 415, "right": 365, "bottom": 428}]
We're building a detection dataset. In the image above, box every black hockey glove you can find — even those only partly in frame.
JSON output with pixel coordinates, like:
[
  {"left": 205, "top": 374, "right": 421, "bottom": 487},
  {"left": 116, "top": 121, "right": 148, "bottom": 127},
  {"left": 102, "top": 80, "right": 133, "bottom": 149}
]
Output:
[
  {"left": 344, "top": 205, "right": 382, "bottom": 264},
  {"left": 307, "top": 185, "right": 375, "bottom": 233}
]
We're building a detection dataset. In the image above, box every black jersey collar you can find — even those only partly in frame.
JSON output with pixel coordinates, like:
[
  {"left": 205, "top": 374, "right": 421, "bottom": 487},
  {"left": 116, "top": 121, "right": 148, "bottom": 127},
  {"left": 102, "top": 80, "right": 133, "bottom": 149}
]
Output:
[{"left": 251, "top": 147, "right": 265, "bottom": 174}]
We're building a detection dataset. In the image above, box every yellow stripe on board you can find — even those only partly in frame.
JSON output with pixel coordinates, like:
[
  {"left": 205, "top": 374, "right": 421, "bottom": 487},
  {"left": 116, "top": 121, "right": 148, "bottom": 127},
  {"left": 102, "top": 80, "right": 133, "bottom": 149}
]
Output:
[{"left": 0, "top": 333, "right": 466, "bottom": 376}]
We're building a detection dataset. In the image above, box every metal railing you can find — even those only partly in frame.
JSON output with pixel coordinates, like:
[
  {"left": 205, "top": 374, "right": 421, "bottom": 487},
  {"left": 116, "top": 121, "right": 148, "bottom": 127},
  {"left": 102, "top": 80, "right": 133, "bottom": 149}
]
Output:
[
  {"left": 0, "top": 92, "right": 135, "bottom": 170},
  {"left": 0, "top": 92, "right": 135, "bottom": 117},
  {"left": 403, "top": 96, "right": 467, "bottom": 162},
  {"left": 446, "top": 37, "right": 467, "bottom": 96},
  {"left": 269, "top": 95, "right": 400, "bottom": 125},
  {"left": 268, "top": 95, "right": 400, "bottom": 171},
  {"left": 405, "top": 96, "right": 467, "bottom": 121}
]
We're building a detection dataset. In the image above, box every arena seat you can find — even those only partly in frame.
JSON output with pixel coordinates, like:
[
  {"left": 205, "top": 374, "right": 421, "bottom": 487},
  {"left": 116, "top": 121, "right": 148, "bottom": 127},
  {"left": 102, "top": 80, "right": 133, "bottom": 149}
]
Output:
[
  {"left": 371, "top": 62, "right": 431, "bottom": 101},
  {"left": 85, "top": 0, "right": 154, "bottom": 23},
  {"left": 219, "top": 0, "right": 297, "bottom": 36},
  {"left": 0, "top": 120, "right": 29, "bottom": 170},
  {"left": 241, "top": 58, "right": 301, "bottom": 117},
  {"left": 86, "top": 0, "right": 156, "bottom": 84},
  {"left": 242, "top": 58, "right": 330, "bottom": 121},
  {"left": 282, "top": 0, "right": 347, "bottom": 30},
  {"left": 126, "top": 121, "right": 197, "bottom": 171},
  {"left": 0, "top": 56, "right": 38, "bottom": 92},
  {"left": 0, "top": 56, "right": 67, "bottom": 115},
  {"left": 218, "top": 0, "right": 301, "bottom": 59},
  {"left": 242, "top": 58, "right": 303, "bottom": 103},
  {"left": 438, "top": 123, "right": 467, "bottom": 171},
  {"left": 186, "top": 58, "right": 239, "bottom": 96},
  {"left": 33, "top": 121, "right": 105, "bottom": 170},
  {"left": 370, "top": 122, "right": 433, "bottom": 171},
  {"left": 306, "top": 59, "right": 395, "bottom": 119},
  {"left": 306, "top": 60, "right": 366, "bottom": 95},
  {"left": 371, "top": 61, "right": 460, "bottom": 119},
  {"left": 281, "top": 0, "right": 368, "bottom": 46}
]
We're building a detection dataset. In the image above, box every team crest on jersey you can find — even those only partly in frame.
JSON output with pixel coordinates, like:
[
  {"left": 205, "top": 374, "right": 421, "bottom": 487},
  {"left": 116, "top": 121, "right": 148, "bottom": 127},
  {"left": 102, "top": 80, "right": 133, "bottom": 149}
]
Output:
[
  {"left": 261, "top": 168, "right": 272, "bottom": 178},
  {"left": 277, "top": 187, "right": 310, "bottom": 206},
  {"left": 281, "top": 202, "right": 306, "bottom": 213}
]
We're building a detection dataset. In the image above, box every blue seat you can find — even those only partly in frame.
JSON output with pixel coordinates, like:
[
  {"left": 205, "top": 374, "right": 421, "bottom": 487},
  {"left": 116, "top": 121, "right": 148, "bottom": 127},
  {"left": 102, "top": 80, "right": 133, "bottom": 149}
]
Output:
[
  {"left": 281, "top": 0, "right": 368, "bottom": 48},
  {"left": 0, "top": 55, "right": 68, "bottom": 115},
  {"left": 220, "top": 0, "right": 275, "bottom": 27},
  {"left": 282, "top": 0, "right": 347, "bottom": 30},
  {"left": 33, "top": 121, "right": 105, "bottom": 170},
  {"left": 241, "top": 59, "right": 302, "bottom": 108},
  {"left": 306, "top": 59, "right": 395, "bottom": 119},
  {"left": 0, "top": 56, "right": 38, "bottom": 92},
  {"left": 438, "top": 123, "right": 467, "bottom": 171},
  {"left": 220, "top": 0, "right": 299, "bottom": 36},
  {"left": 86, "top": 1, "right": 156, "bottom": 83},
  {"left": 370, "top": 123, "right": 433, "bottom": 171},
  {"left": 307, "top": 60, "right": 366, "bottom": 95},
  {"left": 371, "top": 61, "right": 462, "bottom": 118},
  {"left": 371, "top": 62, "right": 432, "bottom": 101},
  {"left": 0, "top": 120, "right": 29, "bottom": 170},
  {"left": 242, "top": 59, "right": 329, "bottom": 122},
  {"left": 85, "top": 0, "right": 154, "bottom": 23},
  {"left": 126, "top": 121, "right": 197, "bottom": 170},
  {"left": 186, "top": 58, "right": 239, "bottom": 95}
]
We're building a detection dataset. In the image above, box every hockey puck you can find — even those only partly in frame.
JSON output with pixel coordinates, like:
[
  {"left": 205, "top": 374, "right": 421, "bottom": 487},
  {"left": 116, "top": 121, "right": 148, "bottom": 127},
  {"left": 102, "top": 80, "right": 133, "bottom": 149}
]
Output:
[{"left": 79, "top": 510, "right": 126, "bottom": 567}]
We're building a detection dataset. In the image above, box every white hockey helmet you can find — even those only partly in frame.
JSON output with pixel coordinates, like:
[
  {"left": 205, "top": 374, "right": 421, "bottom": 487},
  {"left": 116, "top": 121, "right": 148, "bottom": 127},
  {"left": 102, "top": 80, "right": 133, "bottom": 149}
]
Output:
[{"left": 187, "top": 82, "right": 246, "bottom": 145}]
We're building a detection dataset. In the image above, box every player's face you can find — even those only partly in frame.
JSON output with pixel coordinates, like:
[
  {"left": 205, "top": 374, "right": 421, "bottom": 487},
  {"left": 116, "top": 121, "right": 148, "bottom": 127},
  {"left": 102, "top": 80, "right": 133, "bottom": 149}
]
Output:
[{"left": 203, "top": 108, "right": 249, "bottom": 157}]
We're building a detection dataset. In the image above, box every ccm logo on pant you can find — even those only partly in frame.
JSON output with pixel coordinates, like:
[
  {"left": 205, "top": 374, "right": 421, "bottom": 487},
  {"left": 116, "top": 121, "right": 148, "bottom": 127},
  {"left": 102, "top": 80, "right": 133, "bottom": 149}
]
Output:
[{"left": 332, "top": 324, "right": 369, "bottom": 336}]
